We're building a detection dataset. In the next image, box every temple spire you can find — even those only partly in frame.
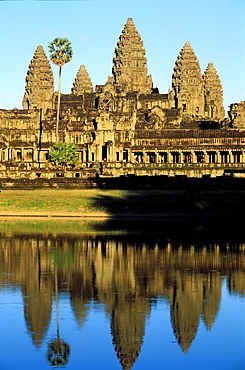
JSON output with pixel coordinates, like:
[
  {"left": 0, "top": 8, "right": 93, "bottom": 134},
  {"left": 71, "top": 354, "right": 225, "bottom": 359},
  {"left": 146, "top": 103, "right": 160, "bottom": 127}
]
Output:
[
  {"left": 112, "top": 18, "right": 152, "bottom": 94},
  {"left": 172, "top": 42, "right": 204, "bottom": 117},
  {"left": 71, "top": 65, "right": 93, "bottom": 95},
  {"left": 22, "top": 45, "right": 54, "bottom": 112},
  {"left": 203, "top": 62, "right": 225, "bottom": 120}
]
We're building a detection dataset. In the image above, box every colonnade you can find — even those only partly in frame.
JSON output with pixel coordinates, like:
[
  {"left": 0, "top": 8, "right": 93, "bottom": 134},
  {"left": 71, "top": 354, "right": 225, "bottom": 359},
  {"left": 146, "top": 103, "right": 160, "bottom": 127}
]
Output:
[
  {"left": 0, "top": 147, "right": 36, "bottom": 162},
  {"left": 1, "top": 145, "right": 245, "bottom": 169},
  {"left": 81, "top": 144, "right": 245, "bottom": 166},
  {"left": 130, "top": 150, "right": 243, "bottom": 165}
]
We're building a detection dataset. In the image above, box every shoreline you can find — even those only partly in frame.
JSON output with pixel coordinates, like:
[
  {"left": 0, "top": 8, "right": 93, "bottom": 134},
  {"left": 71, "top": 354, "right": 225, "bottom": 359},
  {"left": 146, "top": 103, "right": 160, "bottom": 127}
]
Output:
[{"left": 0, "top": 210, "right": 241, "bottom": 221}]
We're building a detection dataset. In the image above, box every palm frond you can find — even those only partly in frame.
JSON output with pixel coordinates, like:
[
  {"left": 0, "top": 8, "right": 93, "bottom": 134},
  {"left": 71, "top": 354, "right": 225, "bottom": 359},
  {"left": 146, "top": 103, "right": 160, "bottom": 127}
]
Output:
[{"left": 48, "top": 38, "right": 73, "bottom": 67}]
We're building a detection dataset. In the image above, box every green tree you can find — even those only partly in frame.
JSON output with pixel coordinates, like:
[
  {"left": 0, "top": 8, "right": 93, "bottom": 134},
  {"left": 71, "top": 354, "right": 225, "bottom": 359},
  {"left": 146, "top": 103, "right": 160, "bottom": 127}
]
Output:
[
  {"left": 48, "top": 38, "right": 73, "bottom": 142},
  {"left": 48, "top": 142, "right": 79, "bottom": 167}
]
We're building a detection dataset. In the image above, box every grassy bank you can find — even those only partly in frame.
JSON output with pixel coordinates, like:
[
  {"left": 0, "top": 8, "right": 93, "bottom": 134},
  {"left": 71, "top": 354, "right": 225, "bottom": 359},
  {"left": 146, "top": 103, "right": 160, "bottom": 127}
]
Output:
[
  {"left": 0, "top": 189, "right": 180, "bottom": 215},
  {"left": 0, "top": 189, "right": 111, "bottom": 215},
  {"left": 0, "top": 188, "right": 244, "bottom": 218}
]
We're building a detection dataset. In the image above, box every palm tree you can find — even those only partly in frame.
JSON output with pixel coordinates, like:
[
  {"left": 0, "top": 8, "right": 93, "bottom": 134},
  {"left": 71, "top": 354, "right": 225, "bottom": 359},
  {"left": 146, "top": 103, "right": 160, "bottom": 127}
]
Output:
[
  {"left": 48, "top": 38, "right": 73, "bottom": 142},
  {"left": 46, "top": 260, "right": 70, "bottom": 366}
]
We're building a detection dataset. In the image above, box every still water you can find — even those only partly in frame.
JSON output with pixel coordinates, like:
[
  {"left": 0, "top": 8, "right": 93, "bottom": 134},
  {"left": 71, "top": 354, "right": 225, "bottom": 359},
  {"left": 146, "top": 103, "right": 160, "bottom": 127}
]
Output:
[{"left": 0, "top": 219, "right": 244, "bottom": 370}]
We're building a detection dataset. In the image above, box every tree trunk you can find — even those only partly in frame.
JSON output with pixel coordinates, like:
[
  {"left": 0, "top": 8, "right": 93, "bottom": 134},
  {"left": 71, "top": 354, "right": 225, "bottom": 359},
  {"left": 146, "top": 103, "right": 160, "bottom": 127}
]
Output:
[{"left": 56, "top": 66, "right": 62, "bottom": 143}]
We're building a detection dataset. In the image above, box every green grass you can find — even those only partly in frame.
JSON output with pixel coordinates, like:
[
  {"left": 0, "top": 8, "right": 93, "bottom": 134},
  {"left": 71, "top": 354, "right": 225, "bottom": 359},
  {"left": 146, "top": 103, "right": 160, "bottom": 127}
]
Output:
[
  {"left": 0, "top": 188, "right": 244, "bottom": 217},
  {"left": 0, "top": 219, "right": 103, "bottom": 234},
  {"left": 0, "top": 189, "right": 186, "bottom": 214},
  {"left": 0, "top": 189, "right": 136, "bottom": 214}
]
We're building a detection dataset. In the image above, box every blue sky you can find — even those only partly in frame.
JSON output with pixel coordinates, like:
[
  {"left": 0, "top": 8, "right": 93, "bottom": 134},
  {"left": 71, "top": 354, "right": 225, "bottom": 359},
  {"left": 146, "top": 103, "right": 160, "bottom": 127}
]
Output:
[{"left": 0, "top": 0, "right": 244, "bottom": 114}]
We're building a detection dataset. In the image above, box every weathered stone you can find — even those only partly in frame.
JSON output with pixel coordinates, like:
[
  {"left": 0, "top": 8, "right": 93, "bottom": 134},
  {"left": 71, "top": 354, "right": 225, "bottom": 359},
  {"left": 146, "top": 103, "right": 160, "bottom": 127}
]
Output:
[
  {"left": 22, "top": 45, "right": 54, "bottom": 112},
  {"left": 203, "top": 63, "right": 225, "bottom": 120},
  {"left": 71, "top": 65, "right": 93, "bottom": 95},
  {"left": 112, "top": 17, "right": 152, "bottom": 94},
  {"left": 172, "top": 42, "right": 204, "bottom": 117},
  {"left": 228, "top": 101, "right": 245, "bottom": 128}
]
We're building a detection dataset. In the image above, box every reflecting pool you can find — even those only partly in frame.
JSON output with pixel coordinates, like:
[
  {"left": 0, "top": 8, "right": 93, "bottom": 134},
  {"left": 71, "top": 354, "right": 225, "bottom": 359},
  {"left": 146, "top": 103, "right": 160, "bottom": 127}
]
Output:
[{"left": 0, "top": 219, "right": 244, "bottom": 370}]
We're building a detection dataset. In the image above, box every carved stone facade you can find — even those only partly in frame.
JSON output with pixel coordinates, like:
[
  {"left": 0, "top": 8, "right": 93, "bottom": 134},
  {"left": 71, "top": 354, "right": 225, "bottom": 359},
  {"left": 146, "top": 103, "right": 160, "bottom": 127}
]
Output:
[
  {"left": 203, "top": 63, "right": 225, "bottom": 120},
  {"left": 1, "top": 18, "right": 245, "bottom": 179},
  {"left": 22, "top": 45, "right": 54, "bottom": 112},
  {"left": 172, "top": 42, "right": 204, "bottom": 116},
  {"left": 112, "top": 17, "right": 152, "bottom": 94},
  {"left": 228, "top": 101, "right": 245, "bottom": 129},
  {"left": 71, "top": 65, "right": 93, "bottom": 95}
]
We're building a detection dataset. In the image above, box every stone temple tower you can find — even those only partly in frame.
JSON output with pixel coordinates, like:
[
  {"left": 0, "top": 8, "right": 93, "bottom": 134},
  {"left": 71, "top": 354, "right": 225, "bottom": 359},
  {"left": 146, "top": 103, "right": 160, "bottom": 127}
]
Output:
[
  {"left": 172, "top": 42, "right": 204, "bottom": 117},
  {"left": 22, "top": 45, "right": 54, "bottom": 112},
  {"left": 112, "top": 18, "right": 152, "bottom": 94},
  {"left": 203, "top": 63, "right": 225, "bottom": 120},
  {"left": 71, "top": 65, "right": 93, "bottom": 95}
]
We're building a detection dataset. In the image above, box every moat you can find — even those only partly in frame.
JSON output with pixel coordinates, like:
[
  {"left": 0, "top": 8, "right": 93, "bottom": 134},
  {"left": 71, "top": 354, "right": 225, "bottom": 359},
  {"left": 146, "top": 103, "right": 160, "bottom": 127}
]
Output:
[{"left": 0, "top": 219, "right": 244, "bottom": 369}]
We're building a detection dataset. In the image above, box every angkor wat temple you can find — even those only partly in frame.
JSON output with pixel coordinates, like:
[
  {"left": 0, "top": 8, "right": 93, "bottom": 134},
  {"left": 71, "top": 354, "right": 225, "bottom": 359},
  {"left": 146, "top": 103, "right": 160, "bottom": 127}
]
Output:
[{"left": 1, "top": 18, "right": 245, "bottom": 179}]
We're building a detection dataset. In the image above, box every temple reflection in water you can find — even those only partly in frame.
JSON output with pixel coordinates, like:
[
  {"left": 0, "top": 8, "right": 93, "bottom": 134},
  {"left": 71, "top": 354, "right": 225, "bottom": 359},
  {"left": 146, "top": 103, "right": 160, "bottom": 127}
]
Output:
[{"left": 0, "top": 223, "right": 244, "bottom": 369}]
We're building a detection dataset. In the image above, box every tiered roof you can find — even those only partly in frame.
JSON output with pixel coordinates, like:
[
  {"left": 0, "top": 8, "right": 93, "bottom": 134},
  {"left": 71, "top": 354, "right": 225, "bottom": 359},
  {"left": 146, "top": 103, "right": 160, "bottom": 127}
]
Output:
[
  {"left": 203, "top": 62, "right": 225, "bottom": 119},
  {"left": 71, "top": 65, "right": 93, "bottom": 95},
  {"left": 203, "top": 63, "right": 223, "bottom": 100},
  {"left": 112, "top": 17, "right": 152, "bottom": 94},
  {"left": 172, "top": 42, "right": 203, "bottom": 91},
  {"left": 22, "top": 45, "right": 54, "bottom": 111},
  {"left": 172, "top": 42, "right": 204, "bottom": 114}
]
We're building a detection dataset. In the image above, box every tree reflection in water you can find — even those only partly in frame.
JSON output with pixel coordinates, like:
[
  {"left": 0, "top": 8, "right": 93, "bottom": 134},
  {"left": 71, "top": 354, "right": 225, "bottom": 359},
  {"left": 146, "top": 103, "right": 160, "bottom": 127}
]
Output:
[
  {"left": 46, "top": 339, "right": 70, "bottom": 367},
  {"left": 47, "top": 248, "right": 71, "bottom": 367}
]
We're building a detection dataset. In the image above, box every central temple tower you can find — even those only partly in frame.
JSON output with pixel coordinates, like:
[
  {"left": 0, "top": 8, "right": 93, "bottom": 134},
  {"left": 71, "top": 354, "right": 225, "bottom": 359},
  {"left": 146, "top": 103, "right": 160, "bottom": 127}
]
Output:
[{"left": 112, "top": 18, "right": 152, "bottom": 94}]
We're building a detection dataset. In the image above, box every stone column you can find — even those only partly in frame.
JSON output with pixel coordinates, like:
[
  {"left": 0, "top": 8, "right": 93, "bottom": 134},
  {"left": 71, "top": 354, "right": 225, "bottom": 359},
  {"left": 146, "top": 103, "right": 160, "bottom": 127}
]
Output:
[
  {"left": 191, "top": 150, "right": 196, "bottom": 163},
  {"left": 8, "top": 148, "right": 12, "bottom": 161},
  {"left": 204, "top": 151, "right": 209, "bottom": 164},
  {"left": 2, "top": 149, "right": 6, "bottom": 162},
  {"left": 98, "top": 146, "right": 103, "bottom": 163},
  {"left": 32, "top": 147, "right": 37, "bottom": 162},
  {"left": 78, "top": 151, "right": 82, "bottom": 163},
  {"left": 112, "top": 145, "right": 117, "bottom": 162},
  {"left": 217, "top": 151, "right": 222, "bottom": 163},
  {"left": 83, "top": 148, "right": 87, "bottom": 163},
  {"left": 213, "top": 151, "right": 217, "bottom": 163},
  {"left": 93, "top": 146, "right": 97, "bottom": 162},
  {"left": 130, "top": 151, "right": 135, "bottom": 163},
  {"left": 109, "top": 145, "right": 113, "bottom": 162},
  {"left": 107, "top": 144, "right": 113, "bottom": 162},
  {"left": 229, "top": 150, "right": 233, "bottom": 163},
  {"left": 241, "top": 151, "right": 245, "bottom": 164},
  {"left": 87, "top": 146, "right": 92, "bottom": 163},
  {"left": 97, "top": 145, "right": 101, "bottom": 162},
  {"left": 155, "top": 150, "right": 159, "bottom": 163},
  {"left": 117, "top": 149, "right": 121, "bottom": 162}
]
